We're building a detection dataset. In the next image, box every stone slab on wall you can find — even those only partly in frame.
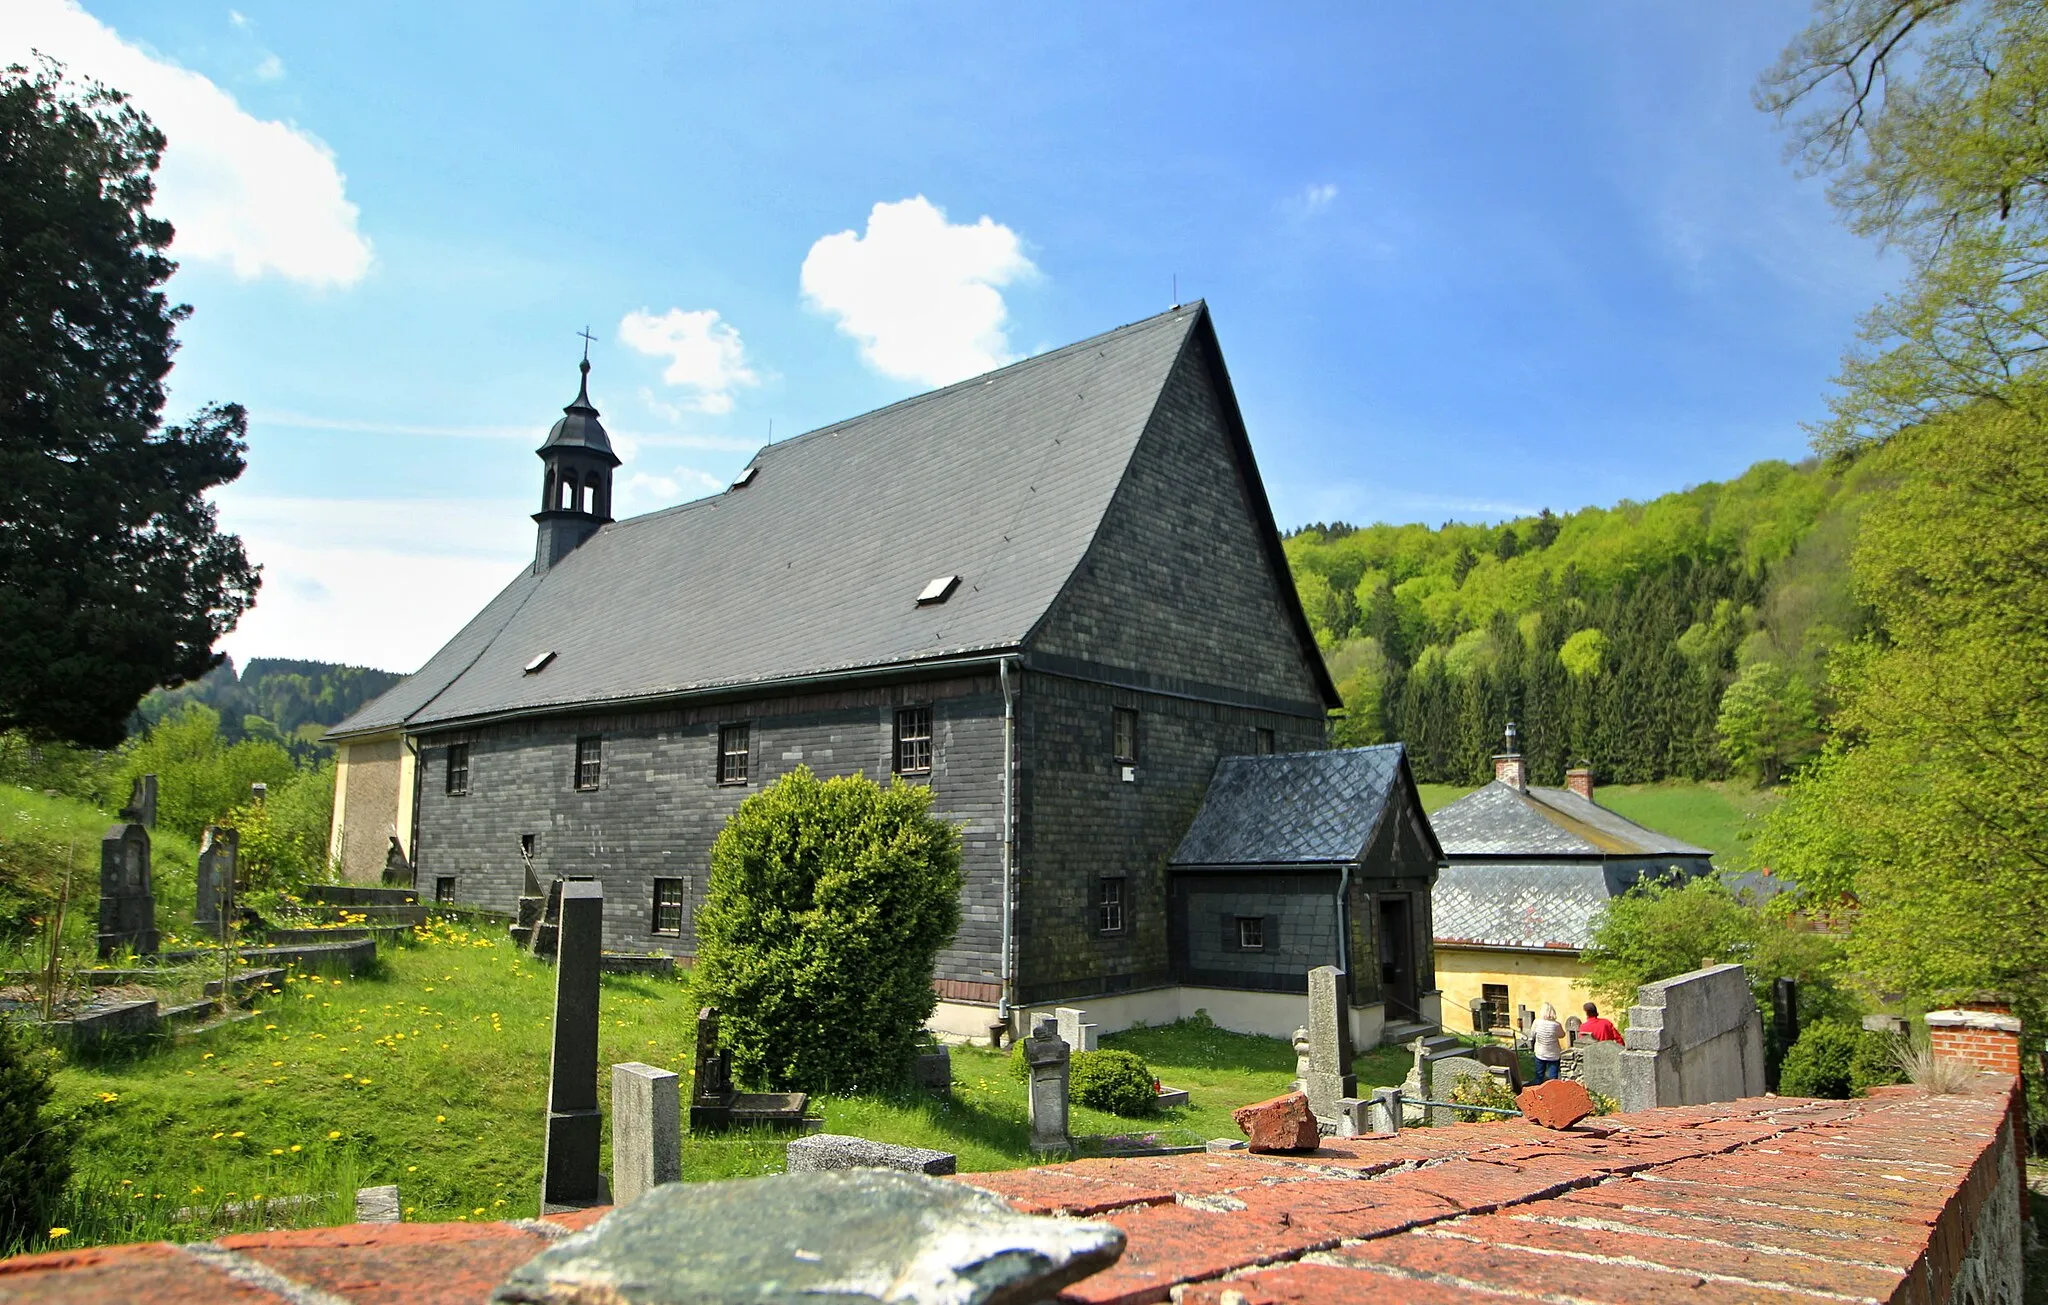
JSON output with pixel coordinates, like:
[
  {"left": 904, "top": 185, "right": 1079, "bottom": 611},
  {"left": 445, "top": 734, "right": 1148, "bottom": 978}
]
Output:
[{"left": 1618, "top": 962, "right": 1766, "bottom": 1113}]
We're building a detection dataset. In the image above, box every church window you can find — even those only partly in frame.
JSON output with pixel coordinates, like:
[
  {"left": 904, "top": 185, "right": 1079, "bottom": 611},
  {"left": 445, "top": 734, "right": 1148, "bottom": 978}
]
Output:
[
  {"left": 894, "top": 706, "right": 932, "bottom": 774},
  {"left": 1113, "top": 708, "right": 1139, "bottom": 764},
  {"left": 445, "top": 744, "right": 470, "bottom": 796},
  {"left": 575, "top": 736, "right": 602, "bottom": 790},
  {"left": 1254, "top": 727, "right": 1275, "bottom": 755},
  {"left": 1482, "top": 983, "right": 1510, "bottom": 1031},
  {"left": 718, "top": 723, "right": 750, "bottom": 785},
  {"left": 652, "top": 878, "right": 685, "bottom": 936},
  {"left": 1098, "top": 877, "right": 1126, "bottom": 935}
]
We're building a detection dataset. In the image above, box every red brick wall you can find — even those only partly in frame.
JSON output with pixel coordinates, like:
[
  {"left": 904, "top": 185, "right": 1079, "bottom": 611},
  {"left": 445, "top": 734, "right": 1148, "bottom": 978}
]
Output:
[{"left": 1931, "top": 1025, "right": 2023, "bottom": 1076}]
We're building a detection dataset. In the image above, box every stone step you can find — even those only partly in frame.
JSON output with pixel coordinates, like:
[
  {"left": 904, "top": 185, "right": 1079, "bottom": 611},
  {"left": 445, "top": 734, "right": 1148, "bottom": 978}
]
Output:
[
  {"left": 303, "top": 884, "right": 418, "bottom": 907},
  {"left": 1381, "top": 1020, "right": 1441, "bottom": 1046}
]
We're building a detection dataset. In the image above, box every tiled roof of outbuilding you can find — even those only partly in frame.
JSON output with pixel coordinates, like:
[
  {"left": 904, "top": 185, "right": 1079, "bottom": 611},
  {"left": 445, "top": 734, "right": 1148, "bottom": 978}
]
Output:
[
  {"left": 332, "top": 303, "right": 1331, "bottom": 737},
  {"left": 1432, "top": 861, "right": 1627, "bottom": 951},
  {"left": 1429, "top": 780, "right": 1712, "bottom": 858},
  {"left": 1170, "top": 745, "right": 1438, "bottom": 867}
]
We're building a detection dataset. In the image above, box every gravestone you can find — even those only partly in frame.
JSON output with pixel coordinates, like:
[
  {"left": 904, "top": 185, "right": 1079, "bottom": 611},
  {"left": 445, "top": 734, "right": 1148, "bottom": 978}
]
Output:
[
  {"left": 1473, "top": 1042, "right": 1523, "bottom": 1092},
  {"left": 1618, "top": 962, "right": 1767, "bottom": 1113},
  {"left": 1561, "top": 1037, "right": 1623, "bottom": 1102},
  {"left": 382, "top": 835, "right": 413, "bottom": 888},
  {"left": 1304, "top": 966, "right": 1356, "bottom": 1128},
  {"left": 689, "top": 1006, "right": 810, "bottom": 1133},
  {"left": 1565, "top": 1015, "right": 1582, "bottom": 1044},
  {"left": 97, "top": 821, "right": 158, "bottom": 959},
  {"left": 1290, "top": 1027, "right": 1310, "bottom": 1093},
  {"left": 1398, "top": 1035, "right": 1494, "bottom": 1125},
  {"left": 541, "top": 879, "right": 605, "bottom": 1211},
  {"left": 786, "top": 1135, "right": 957, "bottom": 1176},
  {"left": 912, "top": 1045, "right": 952, "bottom": 1095},
  {"left": 611, "top": 1061, "right": 681, "bottom": 1205},
  {"left": 195, "top": 826, "right": 237, "bottom": 939},
  {"left": 1055, "top": 1007, "right": 1100, "bottom": 1054},
  {"left": 1024, "top": 1017, "right": 1071, "bottom": 1154},
  {"left": 119, "top": 774, "right": 157, "bottom": 829},
  {"left": 1468, "top": 998, "right": 1490, "bottom": 1034}
]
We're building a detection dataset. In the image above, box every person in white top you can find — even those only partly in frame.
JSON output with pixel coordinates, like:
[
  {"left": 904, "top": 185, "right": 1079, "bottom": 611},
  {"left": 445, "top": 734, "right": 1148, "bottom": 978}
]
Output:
[{"left": 1529, "top": 1002, "right": 1565, "bottom": 1082}]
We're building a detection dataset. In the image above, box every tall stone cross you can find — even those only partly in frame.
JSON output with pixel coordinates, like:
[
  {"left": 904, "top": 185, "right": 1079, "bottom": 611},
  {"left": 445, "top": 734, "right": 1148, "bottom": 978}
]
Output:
[{"left": 541, "top": 879, "right": 606, "bottom": 1210}]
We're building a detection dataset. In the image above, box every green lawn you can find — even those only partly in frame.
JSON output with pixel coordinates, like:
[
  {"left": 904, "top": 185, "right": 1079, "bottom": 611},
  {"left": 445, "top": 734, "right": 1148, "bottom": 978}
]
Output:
[
  {"left": 31, "top": 919, "right": 1415, "bottom": 1254},
  {"left": 1415, "top": 778, "right": 1777, "bottom": 867}
]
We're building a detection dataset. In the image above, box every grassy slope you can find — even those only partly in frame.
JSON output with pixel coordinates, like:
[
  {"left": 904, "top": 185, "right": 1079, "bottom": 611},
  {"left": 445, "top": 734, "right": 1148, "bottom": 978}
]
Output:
[
  {"left": 0, "top": 786, "right": 202, "bottom": 963},
  {"left": 1414, "top": 779, "right": 1777, "bottom": 866},
  {"left": 38, "top": 916, "right": 1419, "bottom": 1252}
]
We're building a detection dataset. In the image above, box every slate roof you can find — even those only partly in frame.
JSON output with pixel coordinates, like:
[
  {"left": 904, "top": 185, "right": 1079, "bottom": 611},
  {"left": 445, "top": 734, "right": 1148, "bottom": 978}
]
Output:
[
  {"left": 1429, "top": 780, "right": 1713, "bottom": 859},
  {"left": 334, "top": 302, "right": 1327, "bottom": 737},
  {"left": 1169, "top": 744, "right": 1439, "bottom": 867},
  {"left": 1432, "top": 862, "right": 1622, "bottom": 951}
]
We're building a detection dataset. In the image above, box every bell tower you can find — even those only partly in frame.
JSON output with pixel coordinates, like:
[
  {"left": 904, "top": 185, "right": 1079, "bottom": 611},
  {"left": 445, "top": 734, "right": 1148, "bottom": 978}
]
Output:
[{"left": 533, "top": 346, "right": 620, "bottom": 571}]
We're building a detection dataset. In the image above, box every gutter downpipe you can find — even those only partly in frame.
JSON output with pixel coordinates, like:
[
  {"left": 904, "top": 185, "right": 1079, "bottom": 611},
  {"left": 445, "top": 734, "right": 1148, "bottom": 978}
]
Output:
[
  {"left": 1335, "top": 863, "right": 1352, "bottom": 982},
  {"left": 998, "top": 657, "right": 1017, "bottom": 1027}
]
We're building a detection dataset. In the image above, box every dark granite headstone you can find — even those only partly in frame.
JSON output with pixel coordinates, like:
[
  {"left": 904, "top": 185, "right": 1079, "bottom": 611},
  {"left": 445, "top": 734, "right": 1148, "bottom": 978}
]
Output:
[
  {"left": 118, "top": 774, "right": 157, "bottom": 829},
  {"left": 97, "top": 822, "right": 158, "bottom": 959},
  {"left": 541, "top": 879, "right": 605, "bottom": 1211},
  {"left": 382, "top": 835, "right": 413, "bottom": 888},
  {"left": 689, "top": 1005, "right": 809, "bottom": 1133}
]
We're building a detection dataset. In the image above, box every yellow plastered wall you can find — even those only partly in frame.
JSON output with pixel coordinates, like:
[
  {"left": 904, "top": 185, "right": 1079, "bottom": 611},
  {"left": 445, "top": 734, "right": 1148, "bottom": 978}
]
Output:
[
  {"left": 1434, "top": 945, "right": 1602, "bottom": 1035},
  {"left": 328, "top": 734, "right": 414, "bottom": 883}
]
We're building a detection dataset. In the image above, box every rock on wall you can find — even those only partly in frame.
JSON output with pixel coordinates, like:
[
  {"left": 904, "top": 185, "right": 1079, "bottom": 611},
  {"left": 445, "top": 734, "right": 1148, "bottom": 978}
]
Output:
[{"left": 1618, "top": 963, "right": 1766, "bottom": 1113}]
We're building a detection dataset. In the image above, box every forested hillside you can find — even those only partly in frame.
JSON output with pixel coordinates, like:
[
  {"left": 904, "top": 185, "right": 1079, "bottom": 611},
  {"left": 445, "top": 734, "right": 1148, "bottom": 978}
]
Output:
[
  {"left": 130, "top": 656, "right": 401, "bottom": 756},
  {"left": 1287, "top": 455, "right": 1888, "bottom": 785}
]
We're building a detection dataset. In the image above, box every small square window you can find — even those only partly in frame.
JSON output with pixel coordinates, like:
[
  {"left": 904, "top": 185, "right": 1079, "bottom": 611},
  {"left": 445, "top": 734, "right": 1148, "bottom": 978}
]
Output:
[
  {"left": 1237, "top": 916, "right": 1265, "bottom": 950},
  {"left": 652, "top": 878, "right": 685, "bottom": 937},
  {"left": 1254, "top": 728, "right": 1275, "bottom": 755},
  {"left": 1113, "top": 708, "right": 1138, "bottom": 764},
  {"left": 1482, "top": 983, "right": 1511, "bottom": 1032},
  {"left": 434, "top": 876, "right": 457, "bottom": 904},
  {"left": 445, "top": 743, "right": 471, "bottom": 796},
  {"left": 1098, "top": 876, "right": 1126, "bottom": 935},
  {"left": 718, "top": 723, "right": 750, "bottom": 785},
  {"left": 894, "top": 706, "right": 932, "bottom": 774},
  {"left": 574, "top": 736, "right": 602, "bottom": 790}
]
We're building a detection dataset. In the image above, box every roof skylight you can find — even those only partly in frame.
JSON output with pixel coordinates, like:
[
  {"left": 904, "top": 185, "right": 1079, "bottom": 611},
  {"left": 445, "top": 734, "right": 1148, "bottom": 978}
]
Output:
[
  {"left": 730, "top": 465, "right": 758, "bottom": 488},
  {"left": 916, "top": 575, "right": 960, "bottom": 606},
  {"left": 524, "top": 651, "right": 557, "bottom": 674}
]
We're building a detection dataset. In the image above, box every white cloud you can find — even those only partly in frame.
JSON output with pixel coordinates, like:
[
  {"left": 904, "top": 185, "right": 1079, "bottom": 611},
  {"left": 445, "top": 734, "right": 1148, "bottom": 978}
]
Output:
[
  {"left": 9, "top": 0, "right": 371, "bottom": 287},
  {"left": 1301, "top": 183, "right": 1338, "bottom": 212},
  {"left": 213, "top": 494, "right": 533, "bottom": 669},
  {"left": 614, "top": 466, "right": 724, "bottom": 516},
  {"left": 801, "top": 195, "right": 1037, "bottom": 388},
  {"left": 617, "top": 308, "right": 758, "bottom": 415},
  {"left": 228, "top": 10, "right": 251, "bottom": 29},
  {"left": 253, "top": 51, "right": 284, "bottom": 81}
]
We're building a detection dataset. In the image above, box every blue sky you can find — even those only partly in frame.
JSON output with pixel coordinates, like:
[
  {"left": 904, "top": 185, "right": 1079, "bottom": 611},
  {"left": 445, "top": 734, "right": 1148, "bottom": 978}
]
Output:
[{"left": 11, "top": 2, "right": 1895, "bottom": 671}]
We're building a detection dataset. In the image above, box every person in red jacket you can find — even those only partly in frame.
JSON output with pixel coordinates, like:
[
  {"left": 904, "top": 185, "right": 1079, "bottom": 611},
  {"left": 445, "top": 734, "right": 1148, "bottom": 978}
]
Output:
[{"left": 1577, "top": 1001, "right": 1624, "bottom": 1044}]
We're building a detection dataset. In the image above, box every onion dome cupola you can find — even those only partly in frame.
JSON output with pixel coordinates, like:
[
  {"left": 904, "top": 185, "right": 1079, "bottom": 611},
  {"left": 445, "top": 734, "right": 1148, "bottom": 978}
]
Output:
[{"left": 533, "top": 355, "right": 623, "bottom": 571}]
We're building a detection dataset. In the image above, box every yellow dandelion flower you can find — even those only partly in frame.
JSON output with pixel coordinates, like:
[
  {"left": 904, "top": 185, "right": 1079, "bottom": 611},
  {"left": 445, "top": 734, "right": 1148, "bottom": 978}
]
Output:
[
  {"left": 472, "top": 1207, "right": 485, "bottom": 1216},
  {"left": 232, "top": 1131, "right": 245, "bottom": 1138},
  {"left": 190, "top": 1186, "right": 204, "bottom": 1195},
  {"left": 407, "top": 1165, "right": 417, "bottom": 1172},
  {"left": 271, "top": 1149, "right": 285, "bottom": 1156},
  {"left": 272, "top": 1061, "right": 283, "bottom": 1068},
  {"left": 47, "top": 1227, "right": 69, "bottom": 1238},
  {"left": 435, "top": 1115, "right": 446, "bottom": 1123},
  {"left": 96, "top": 1091, "right": 118, "bottom": 1102},
  {"left": 327, "top": 1130, "right": 342, "bottom": 1140},
  {"left": 265, "top": 1024, "right": 278, "bottom": 1031},
  {"left": 359, "top": 1077, "right": 373, "bottom": 1085},
  {"left": 289, "top": 1144, "right": 302, "bottom": 1153},
  {"left": 201, "top": 1052, "right": 215, "bottom": 1060},
  {"left": 211, "top": 1131, "right": 224, "bottom": 1140}
]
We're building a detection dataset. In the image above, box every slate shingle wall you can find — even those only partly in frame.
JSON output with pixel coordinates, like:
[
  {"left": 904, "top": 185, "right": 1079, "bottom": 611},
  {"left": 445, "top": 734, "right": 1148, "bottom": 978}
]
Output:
[
  {"left": 411, "top": 673, "right": 1005, "bottom": 985},
  {"left": 1013, "top": 671, "right": 1324, "bottom": 1005},
  {"left": 1029, "top": 332, "right": 1326, "bottom": 710},
  {"left": 1171, "top": 871, "right": 1343, "bottom": 992}
]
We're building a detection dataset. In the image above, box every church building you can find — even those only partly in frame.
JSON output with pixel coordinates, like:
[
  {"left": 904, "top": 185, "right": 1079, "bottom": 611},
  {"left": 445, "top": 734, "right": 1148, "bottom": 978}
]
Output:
[{"left": 327, "top": 304, "right": 1443, "bottom": 1040}]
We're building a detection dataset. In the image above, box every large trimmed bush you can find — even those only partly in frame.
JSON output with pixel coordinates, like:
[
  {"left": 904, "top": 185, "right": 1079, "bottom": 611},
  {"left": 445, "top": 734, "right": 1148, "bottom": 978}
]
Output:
[
  {"left": 693, "top": 767, "right": 961, "bottom": 1093},
  {"left": 0, "top": 1021, "right": 73, "bottom": 1249},
  {"left": 1070, "top": 1049, "right": 1157, "bottom": 1117}
]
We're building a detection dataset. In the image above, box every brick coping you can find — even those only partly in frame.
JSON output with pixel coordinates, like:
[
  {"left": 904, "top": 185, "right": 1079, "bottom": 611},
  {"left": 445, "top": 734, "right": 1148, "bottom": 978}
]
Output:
[{"left": 0, "top": 1081, "right": 2021, "bottom": 1304}]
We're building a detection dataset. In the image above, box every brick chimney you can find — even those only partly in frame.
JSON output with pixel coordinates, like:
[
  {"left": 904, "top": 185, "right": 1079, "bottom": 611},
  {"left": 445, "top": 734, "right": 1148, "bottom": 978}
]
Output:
[
  {"left": 1491, "top": 722, "right": 1526, "bottom": 792},
  {"left": 1925, "top": 999, "right": 2023, "bottom": 1077},
  {"left": 1564, "top": 767, "right": 1594, "bottom": 801}
]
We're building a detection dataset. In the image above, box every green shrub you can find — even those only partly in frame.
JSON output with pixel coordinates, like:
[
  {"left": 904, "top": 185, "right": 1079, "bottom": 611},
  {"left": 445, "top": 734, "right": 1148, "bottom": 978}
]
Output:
[
  {"left": 1070, "top": 1049, "right": 1156, "bottom": 1116},
  {"left": 0, "top": 1020, "right": 73, "bottom": 1248},
  {"left": 113, "top": 705, "right": 296, "bottom": 840},
  {"left": 1779, "top": 1021, "right": 1860, "bottom": 1098},
  {"left": 1850, "top": 1030, "right": 1909, "bottom": 1095},
  {"left": 693, "top": 767, "right": 961, "bottom": 1093},
  {"left": 1444, "top": 1071, "right": 1518, "bottom": 1123},
  {"left": 223, "top": 760, "right": 337, "bottom": 900}
]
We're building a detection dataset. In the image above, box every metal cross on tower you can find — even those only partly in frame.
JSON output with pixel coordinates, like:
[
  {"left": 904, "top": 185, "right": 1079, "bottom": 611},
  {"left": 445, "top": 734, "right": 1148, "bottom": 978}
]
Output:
[{"left": 576, "top": 325, "right": 597, "bottom": 361}]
